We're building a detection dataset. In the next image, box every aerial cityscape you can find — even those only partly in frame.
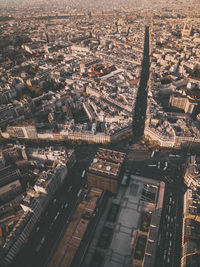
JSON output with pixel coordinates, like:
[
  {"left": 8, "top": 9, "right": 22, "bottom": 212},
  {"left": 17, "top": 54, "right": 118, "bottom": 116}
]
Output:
[{"left": 0, "top": 0, "right": 200, "bottom": 267}]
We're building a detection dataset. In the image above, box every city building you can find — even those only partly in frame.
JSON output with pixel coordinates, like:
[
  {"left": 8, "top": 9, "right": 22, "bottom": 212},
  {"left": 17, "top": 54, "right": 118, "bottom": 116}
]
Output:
[
  {"left": 0, "top": 166, "right": 21, "bottom": 188},
  {"left": 181, "top": 155, "right": 200, "bottom": 267},
  {"left": 182, "top": 24, "right": 193, "bottom": 38},
  {"left": 7, "top": 121, "right": 37, "bottom": 139},
  {"left": 0, "top": 180, "right": 22, "bottom": 204},
  {"left": 82, "top": 175, "right": 165, "bottom": 267},
  {"left": 169, "top": 93, "right": 197, "bottom": 114},
  {"left": 182, "top": 188, "right": 200, "bottom": 267},
  {"left": 1, "top": 211, "right": 38, "bottom": 266},
  {"left": 87, "top": 149, "right": 126, "bottom": 194},
  {"left": 27, "top": 146, "right": 76, "bottom": 168},
  {"left": 20, "top": 191, "right": 48, "bottom": 219},
  {"left": 34, "top": 166, "right": 68, "bottom": 196}
]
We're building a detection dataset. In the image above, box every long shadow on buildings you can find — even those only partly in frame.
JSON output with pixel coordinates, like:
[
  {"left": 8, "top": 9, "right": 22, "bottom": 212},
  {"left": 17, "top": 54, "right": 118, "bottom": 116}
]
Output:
[{"left": 132, "top": 26, "right": 150, "bottom": 142}]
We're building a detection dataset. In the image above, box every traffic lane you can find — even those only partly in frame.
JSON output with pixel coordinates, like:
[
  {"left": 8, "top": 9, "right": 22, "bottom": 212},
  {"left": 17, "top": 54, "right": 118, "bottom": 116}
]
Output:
[
  {"left": 14, "top": 190, "right": 77, "bottom": 266},
  {"left": 15, "top": 198, "right": 63, "bottom": 262},
  {"left": 159, "top": 190, "right": 179, "bottom": 266},
  {"left": 126, "top": 167, "right": 183, "bottom": 193},
  {"left": 31, "top": 198, "right": 76, "bottom": 266},
  {"left": 12, "top": 161, "right": 87, "bottom": 267},
  {"left": 126, "top": 162, "right": 179, "bottom": 266},
  {"left": 24, "top": 186, "right": 81, "bottom": 267},
  {"left": 43, "top": 189, "right": 86, "bottom": 267},
  {"left": 28, "top": 185, "right": 77, "bottom": 245},
  {"left": 126, "top": 161, "right": 180, "bottom": 185},
  {"left": 30, "top": 167, "right": 87, "bottom": 265},
  {"left": 34, "top": 184, "right": 81, "bottom": 242}
]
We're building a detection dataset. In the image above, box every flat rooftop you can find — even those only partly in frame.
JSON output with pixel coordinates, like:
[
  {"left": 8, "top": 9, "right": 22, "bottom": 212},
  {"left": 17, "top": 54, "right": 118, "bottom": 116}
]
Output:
[
  {"left": 89, "top": 159, "right": 120, "bottom": 178},
  {"left": 97, "top": 148, "right": 126, "bottom": 164},
  {"left": 82, "top": 175, "right": 165, "bottom": 267}
]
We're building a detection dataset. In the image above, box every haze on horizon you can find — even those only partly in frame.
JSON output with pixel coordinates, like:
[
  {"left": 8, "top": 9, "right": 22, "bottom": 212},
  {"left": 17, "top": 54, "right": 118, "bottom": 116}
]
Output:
[{"left": 0, "top": 0, "right": 198, "bottom": 9}]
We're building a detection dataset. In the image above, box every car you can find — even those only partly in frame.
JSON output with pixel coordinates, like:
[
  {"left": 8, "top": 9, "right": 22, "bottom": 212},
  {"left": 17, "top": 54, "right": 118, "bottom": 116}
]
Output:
[
  {"left": 169, "top": 241, "right": 172, "bottom": 247},
  {"left": 77, "top": 189, "right": 82, "bottom": 198},
  {"left": 157, "top": 234, "right": 161, "bottom": 245},
  {"left": 54, "top": 212, "right": 60, "bottom": 221},
  {"left": 41, "top": 236, "right": 45, "bottom": 244},
  {"left": 36, "top": 243, "right": 42, "bottom": 253},
  {"left": 148, "top": 164, "right": 157, "bottom": 167},
  {"left": 157, "top": 162, "right": 161, "bottom": 169},
  {"left": 151, "top": 151, "right": 155, "bottom": 158},
  {"left": 53, "top": 198, "right": 56, "bottom": 204},
  {"left": 65, "top": 203, "right": 68, "bottom": 208},
  {"left": 163, "top": 162, "right": 168, "bottom": 171},
  {"left": 67, "top": 186, "right": 72, "bottom": 192},
  {"left": 36, "top": 226, "right": 40, "bottom": 232},
  {"left": 163, "top": 250, "right": 167, "bottom": 260},
  {"left": 121, "top": 175, "right": 128, "bottom": 186}
]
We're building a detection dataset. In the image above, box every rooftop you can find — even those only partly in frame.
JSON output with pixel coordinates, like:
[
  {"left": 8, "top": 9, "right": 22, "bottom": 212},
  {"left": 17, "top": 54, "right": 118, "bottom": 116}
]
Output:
[
  {"left": 0, "top": 179, "right": 21, "bottom": 195},
  {"left": 96, "top": 148, "right": 126, "bottom": 164},
  {"left": 89, "top": 159, "right": 120, "bottom": 178},
  {"left": 82, "top": 175, "right": 165, "bottom": 267}
]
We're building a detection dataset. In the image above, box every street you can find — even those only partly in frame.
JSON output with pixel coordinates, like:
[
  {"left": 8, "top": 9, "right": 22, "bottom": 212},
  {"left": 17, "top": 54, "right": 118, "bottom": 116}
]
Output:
[{"left": 11, "top": 160, "right": 88, "bottom": 267}]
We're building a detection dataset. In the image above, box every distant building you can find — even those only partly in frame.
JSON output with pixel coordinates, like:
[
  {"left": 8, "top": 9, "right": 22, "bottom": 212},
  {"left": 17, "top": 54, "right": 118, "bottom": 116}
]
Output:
[
  {"left": 7, "top": 121, "right": 37, "bottom": 139},
  {"left": 169, "top": 94, "right": 197, "bottom": 114},
  {"left": 182, "top": 24, "right": 193, "bottom": 38},
  {"left": 87, "top": 149, "right": 126, "bottom": 194},
  {"left": 83, "top": 102, "right": 96, "bottom": 122}
]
